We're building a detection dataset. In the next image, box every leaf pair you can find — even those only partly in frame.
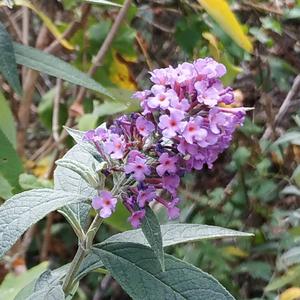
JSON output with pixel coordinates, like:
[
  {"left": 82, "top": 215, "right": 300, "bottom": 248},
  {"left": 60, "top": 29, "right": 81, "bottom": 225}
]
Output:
[{"left": 14, "top": 223, "right": 251, "bottom": 299}]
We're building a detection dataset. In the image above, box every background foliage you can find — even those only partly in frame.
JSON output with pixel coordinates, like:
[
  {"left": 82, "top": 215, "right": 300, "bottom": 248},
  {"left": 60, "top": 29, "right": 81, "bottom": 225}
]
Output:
[{"left": 0, "top": 0, "right": 300, "bottom": 299}]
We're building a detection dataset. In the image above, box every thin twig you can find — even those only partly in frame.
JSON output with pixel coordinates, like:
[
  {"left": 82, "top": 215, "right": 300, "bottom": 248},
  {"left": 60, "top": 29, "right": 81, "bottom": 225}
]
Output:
[
  {"left": 242, "top": 0, "right": 283, "bottom": 15},
  {"left": 40, "top": 212, "right": 54, "bottom": 261},
  {"left": 49, "top": 0, "right": 133, "bottom": 159},
  {"left": 262, "top": 74, "right": 300, "bottom": 140},
  {"left": 44, "top": 3, "right": 91, "bottom": 54},
  {"left": 17, "top": 24, "right": 49, "bottom": 154},
  {"left": 17, "top": 3, "right": 92, "bottom": 156},
  {"left": 70, "top": 0, "right": 133, "bottom": 112},
  {"left": 29, "top": 136, "right": 53, "bottom": 161},
  {"left": 136, "top": 32, "right": 153, "bottom": 71},
  {"left": 3, "top": 8, "right": 23, "bottom": 41}
]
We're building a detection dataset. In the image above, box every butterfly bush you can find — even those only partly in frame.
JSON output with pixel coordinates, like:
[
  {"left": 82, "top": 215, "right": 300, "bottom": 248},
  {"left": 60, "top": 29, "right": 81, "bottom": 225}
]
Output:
[{"left": 83, "top": 58, "right": 245, "bottom": 227}]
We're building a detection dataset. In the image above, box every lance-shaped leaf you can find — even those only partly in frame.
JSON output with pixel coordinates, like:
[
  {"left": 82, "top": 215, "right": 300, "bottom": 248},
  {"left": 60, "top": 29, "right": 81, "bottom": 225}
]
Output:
[
  {"left": 197, "top": 0, "right": 253, "bottom": 53},
  {"left": 13, "top": 43, "right": 113, "bottom": 99},
  {"left": 141, "top": 207, "right": 164, "bottom": 271},
  {"left": 102, "top": 223, "right": 253, "bottom": 247},
  {"left": 0, "top": 189, "right": 88, "bottom": 258},
  {"left": 0, "top": 22, "right": 22, "bottom": 95},
  {"left": 93, "top": 242, "right": 235, "bottom": 299}
]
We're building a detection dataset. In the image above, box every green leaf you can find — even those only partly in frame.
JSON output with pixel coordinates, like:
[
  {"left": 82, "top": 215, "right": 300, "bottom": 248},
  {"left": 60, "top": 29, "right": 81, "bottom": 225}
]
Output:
[
  {"left": 232, "top": 147, "right": 251, "bottom": 168},
  {"left": 14, "top": 280, "right": 36, "bottom": 300},
  {"left": 13, "top": 42, "right": 113, "bottom": 99},
  {"left": 103, "top": 201, "right": 131, "bottom": 232},
  {"left": 37, "top": 86, "right": 68, "bottom": 131},
  {"left": 0, "top": 128, "right": 23, "bottom": 192},
  {"left": 268, "top": 56, "right": 297, "bottom": 92},
  {"left": 93, "top": 95, "right": 140, "bottom": 117},
  {"left": 102, "top": 223, "right": 253, "bottom": 247},
  {"left": 281, "top": 185, "right": 300, "bottom": 196},
  {"left": 237, "top": 261, "right": 272, "bottom": 281},
  {"left": 278, "top": 247, "right": 300, "bottom": 270},
  {"left": 0, "top": 189, "right": 88, "bottom": 258},
  {"left": 265, "top": 265, "right": 300, "bottom": 292},
  {"left": 0, "top": 91, "right": 16, "bottom": 148},
  {"left": 86, "top": 0, "right": 122, "bottom": 7},
  {"left": 19, "top": 173, "right": 53, "bottom": 190},
  {"left": 260, "top": 16, "right": 282, "bottom": 35},
  {"left": 284, "top": 7, "right": 300, "bottom": 20},
  {"left": 141, "top": 207, "right": 164, "bottom": 271},
  {"left": 0, "top": 173, "right": 13, "bottom": 200},
  {"left": 0, "top": 262, "right": 48, "bottom": 300},
  {"left": 0, "top": 22, "right": 22, "bottom": 95},
  {"left": 93, "top": 242, "right": 235, "bottom": 299},
  {"left": 78, "top": 114, "right": 98, "bottom": 131},
  {"left": 274, "top": 131, "right": 300, "bottom": 146},
  {"left": 175, "top": 15, "right": 206, "bottom": 56}
]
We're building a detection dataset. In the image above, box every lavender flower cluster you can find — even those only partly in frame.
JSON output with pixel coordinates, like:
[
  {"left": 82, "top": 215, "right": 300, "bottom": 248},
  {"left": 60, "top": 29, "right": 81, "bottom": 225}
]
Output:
[{"left": 83, "top": 58, "right": 245, "bottom": 227}]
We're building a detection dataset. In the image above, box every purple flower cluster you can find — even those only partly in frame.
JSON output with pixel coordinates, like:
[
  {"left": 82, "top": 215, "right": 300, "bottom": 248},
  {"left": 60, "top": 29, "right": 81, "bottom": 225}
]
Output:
[{"left": 83, "top": 58, "right": 245, "bottom": 227}]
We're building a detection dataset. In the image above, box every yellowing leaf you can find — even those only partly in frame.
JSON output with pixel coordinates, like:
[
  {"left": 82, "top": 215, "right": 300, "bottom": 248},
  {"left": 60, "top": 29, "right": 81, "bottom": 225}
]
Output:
[
  {"left": 109, "top": 52, "right": 137, "bottom": 91},
  {"left": 197, "top": 0, "right": 253, "bottom": 53},
  {"left": 224, "top": 246, "right": 249, "bottom": 258},
  {"left": 0, "top": 0, "right": 74, "bottom": 50},
  {"left": 26, "top": 156, "right": 51, "bottom": 178},
  {"left": 280, "top": 287, "right": 300, "bottom": 300},
  {"left": 202, "top": 32, "right": 220, "bottom": 59}
]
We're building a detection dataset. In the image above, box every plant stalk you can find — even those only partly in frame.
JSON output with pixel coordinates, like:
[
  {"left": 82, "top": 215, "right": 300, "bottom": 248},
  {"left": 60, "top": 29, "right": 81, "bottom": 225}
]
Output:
[{"left": 62, "top": 216, "right": 103, "bottom": 294}]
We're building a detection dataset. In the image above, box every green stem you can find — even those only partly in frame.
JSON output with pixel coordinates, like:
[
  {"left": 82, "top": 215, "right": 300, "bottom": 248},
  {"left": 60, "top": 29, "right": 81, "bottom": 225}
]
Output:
[{"left": 62, "top": 216, "right": 103, "bottom": 294}]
